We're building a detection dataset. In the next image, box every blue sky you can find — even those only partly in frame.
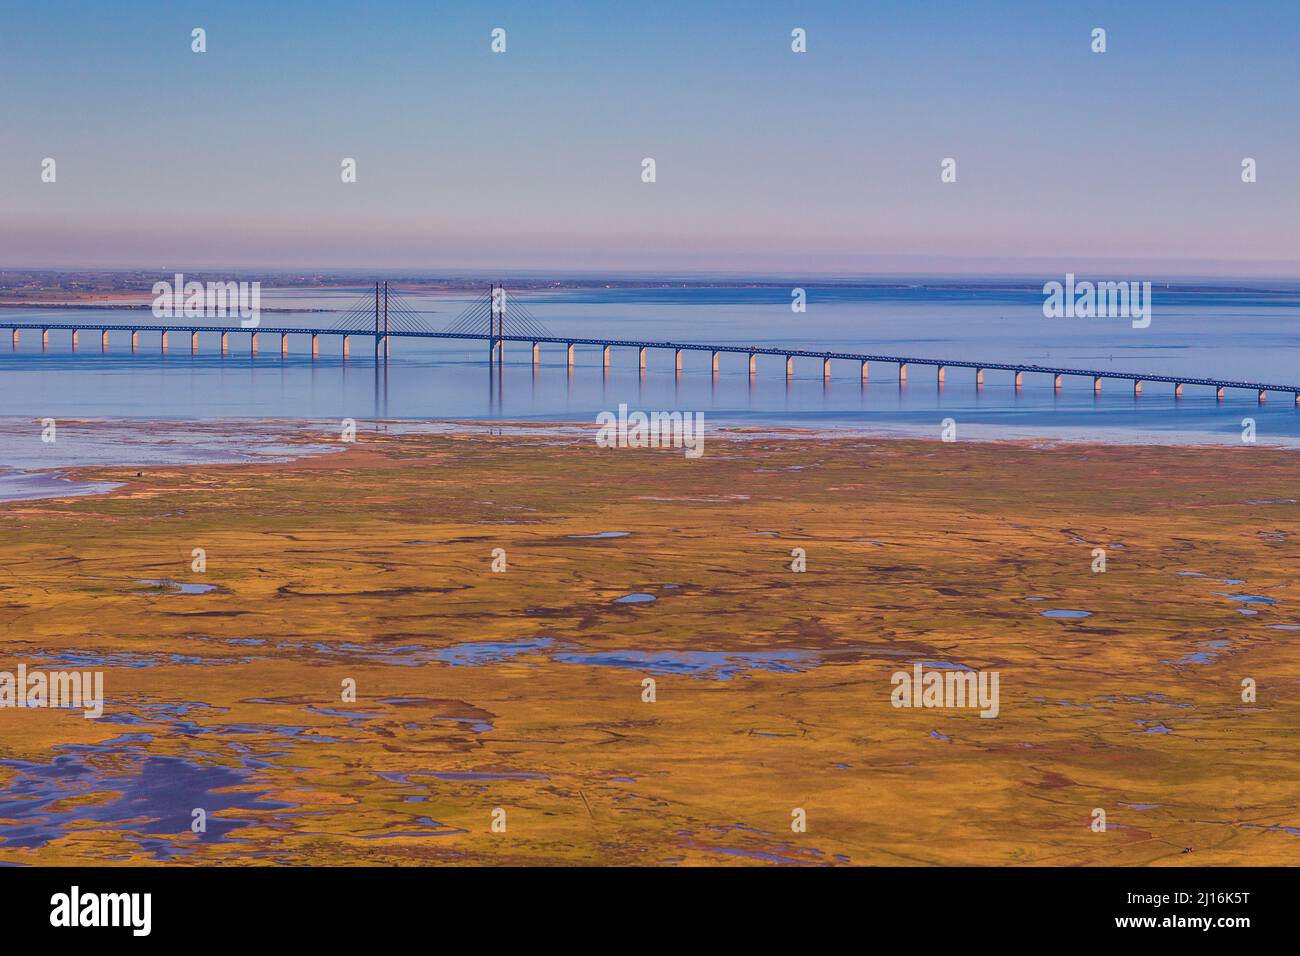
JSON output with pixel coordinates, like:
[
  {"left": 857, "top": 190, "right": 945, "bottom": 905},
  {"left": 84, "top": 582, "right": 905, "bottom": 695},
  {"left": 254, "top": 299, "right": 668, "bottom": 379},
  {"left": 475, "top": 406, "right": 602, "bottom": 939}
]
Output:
[{"left": 1, "top": 0, "right": 1297, "bottom": 274}]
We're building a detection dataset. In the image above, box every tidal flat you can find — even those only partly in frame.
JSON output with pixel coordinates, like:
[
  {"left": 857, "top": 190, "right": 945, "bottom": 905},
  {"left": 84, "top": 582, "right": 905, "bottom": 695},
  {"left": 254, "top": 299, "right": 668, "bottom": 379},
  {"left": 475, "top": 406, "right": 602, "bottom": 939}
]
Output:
[{"left": 1, "top": 426, "right": 1298, "bottom": 865}]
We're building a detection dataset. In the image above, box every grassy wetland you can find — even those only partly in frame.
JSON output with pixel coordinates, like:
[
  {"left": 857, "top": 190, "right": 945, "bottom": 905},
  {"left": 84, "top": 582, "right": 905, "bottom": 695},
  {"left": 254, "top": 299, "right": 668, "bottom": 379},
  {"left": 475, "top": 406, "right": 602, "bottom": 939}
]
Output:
[{"left": 1, "top": 425, "right": 1298, "bottom": 865}]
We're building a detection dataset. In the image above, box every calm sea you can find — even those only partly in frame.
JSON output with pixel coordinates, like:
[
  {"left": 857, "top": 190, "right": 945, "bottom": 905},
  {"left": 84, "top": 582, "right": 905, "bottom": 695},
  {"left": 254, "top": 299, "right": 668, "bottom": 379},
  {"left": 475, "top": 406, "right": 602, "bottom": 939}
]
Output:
[{"left": 3, "top": 282, "right": 1300, "bottom": 451}]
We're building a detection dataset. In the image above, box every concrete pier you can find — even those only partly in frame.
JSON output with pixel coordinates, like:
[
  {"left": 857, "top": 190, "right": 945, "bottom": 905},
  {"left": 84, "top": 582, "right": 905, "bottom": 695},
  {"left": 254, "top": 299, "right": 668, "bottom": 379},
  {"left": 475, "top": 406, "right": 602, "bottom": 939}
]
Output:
[
  {"left": 975, "top": 368, "right": 983, "bottom": 386},
  {"left": 748, "top": 353, "right": 756, "bottom": 377},
  {"left": 936, "top": 365, "right": 945, "bottom": 384},
  {"left": 251, "top": 332, "right": 259, "bottom": 355},
  {"left": 160, "top": 330, "right": 169, "bottom": 351},
  {"left": 899, "top": 362, "right": 907, "bottom": 383},
  {"left": 712, "top": 351, "right": 720, "bottom": 375},
  {"left": 1093, "top": 376, "right": 1102, "bottom": 393},
  {"left": 11, "top": 329, "right": 18, "bottom": 347},
  {"left": 567, "top": 343, "right": 575, "bottom": 369},
  {"left": 1053, "top": 374, "right": 1062, "bottom": 390},
  {"left": 71, "top": 329, "right": 79, "bottom": 350},
  {"left": 1216, "top": 386, "right": 1224, "bottom": 401},
  {"left": 823, "top": 357, "right": 832, "bottom": 381},
  {"left": 785, "top": 356, "right": 793, "bottom": 378},
  {"left": 100, "top": 330, "right": 108, "bottom": 350},
  {"left": 603, "top": 344, "right": 611, "bottom": 368},
  {"left": 675, "top": 349, "right": 683, "bottom": 373},
  {"left": 639, "top": 346, "right": 647, "bottom": 370},
  {"left": 221, "top": 332, "right": 229, "bottom": 354},
  {"left": 342, "top": 335, "right": 349, "bottom": 358},
  {"left": 281, "top": 333, "right": 289, "bottom": 356},
  {"left": 1175, "top": 383, "right": 1183, "bottom": 398},
  {"left": 861, "top": 360, "right": 868, "bottom": 382},
  {"left": 42, "top": 329, "right": 49, "bottom": 350},
  {"left": 1259, "top": 390, "right": 1267, "bottom": 403},
  {"left": 312, "top": 334, "right": 319, "bottom": 358},
  {"left": 1014, "top": 370, "right": 1023, "bottom": 388},
  {"left": 1133, "top": 380, "right": 1142, "bottom": 395},
  {"left": 130, "top": 331, "right": 138, "bottom": 352}
]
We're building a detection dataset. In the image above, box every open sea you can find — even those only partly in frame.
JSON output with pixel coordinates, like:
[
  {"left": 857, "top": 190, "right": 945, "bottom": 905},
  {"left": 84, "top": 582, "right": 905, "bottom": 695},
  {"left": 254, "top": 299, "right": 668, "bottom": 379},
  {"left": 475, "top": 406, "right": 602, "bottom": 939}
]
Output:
[{"left": 3, "top": 280, "right": 1300, "bottom": 495}]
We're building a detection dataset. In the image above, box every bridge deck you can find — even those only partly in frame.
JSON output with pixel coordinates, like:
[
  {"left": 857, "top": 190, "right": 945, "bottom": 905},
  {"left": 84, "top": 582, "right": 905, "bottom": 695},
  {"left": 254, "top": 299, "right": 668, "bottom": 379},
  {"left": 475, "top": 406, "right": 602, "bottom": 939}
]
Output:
[{"left": 3, "top": 321, "right": 1297, "bottom": 394}]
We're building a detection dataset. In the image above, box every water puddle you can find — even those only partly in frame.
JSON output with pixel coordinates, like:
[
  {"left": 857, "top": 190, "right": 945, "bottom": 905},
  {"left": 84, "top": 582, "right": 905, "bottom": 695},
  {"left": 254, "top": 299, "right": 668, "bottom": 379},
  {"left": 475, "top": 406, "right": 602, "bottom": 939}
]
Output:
[
  {"left": 565, "top": 531, "right": 630, "bottom": 539},
  {"left": 552, "top": 649, "right": 816, "bottom": 680},
  {"left": 135, "top": 579, "right": 218, "bottom": 595},
  {"left": 1041, "top": 609, "right": 1093, "bottom": 619},
  {"left": 613, "top": 593, "right": 657, "bottom": 605}
]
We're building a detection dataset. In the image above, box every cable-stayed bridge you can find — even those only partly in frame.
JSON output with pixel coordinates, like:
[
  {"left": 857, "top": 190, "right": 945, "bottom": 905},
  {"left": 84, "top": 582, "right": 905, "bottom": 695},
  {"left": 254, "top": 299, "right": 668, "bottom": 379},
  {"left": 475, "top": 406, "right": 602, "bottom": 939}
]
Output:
[{"left": 3, "top": 283, "right": 1299, "bottom": 403}]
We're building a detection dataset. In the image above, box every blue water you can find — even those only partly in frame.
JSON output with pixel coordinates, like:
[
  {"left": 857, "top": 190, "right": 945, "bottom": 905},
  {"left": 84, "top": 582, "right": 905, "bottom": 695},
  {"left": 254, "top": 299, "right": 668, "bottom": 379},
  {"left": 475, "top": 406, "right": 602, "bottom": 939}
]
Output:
[{"left": 3, "top": 282, "right": 1300, "bottom": 445}]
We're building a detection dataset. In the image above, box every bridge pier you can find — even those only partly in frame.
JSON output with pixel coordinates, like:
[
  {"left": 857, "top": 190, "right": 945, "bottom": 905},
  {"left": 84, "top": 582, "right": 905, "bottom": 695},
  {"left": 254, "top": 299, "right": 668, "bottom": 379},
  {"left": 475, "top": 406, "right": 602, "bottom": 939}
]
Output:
[
  {"left": 603, "top": 345, "right": 611, "bottom": 369},
  {"left": 785, "top": 356, "right": 793, "bottom": 378},
  {"left": 1093, "top": 376, "right": 1102, "bottom": 393},
  {"left": 42, "top": 329, "right": 49, "bottom": 350},
  {"left": 130, "top": 330, "right": 138, "bottom": 352},
  {"left": 1014, "top": 370, "right": 1023, "bottom": 388},
  {"left": 712, "top": 350, "right": 719, "bottom": 375},
  {"left": 100, "top": 330, "right": 108, "bottom": 350},
  {"left": 533, "top": 341, "right": 540, "bottom": 366},
  {"left": 342, "top": 335, "right": 350, "bottom": 359},
  {"left": 1054, "top": 374, "right": 1063, "bottom": 390},
  {"left": 221, "top": 331, "right": 229, "bottom": 354},
  {"left": 1295, "top": 393, "right": 1300, "bottom": 406},
  {"left": 71, "top": 329, "right": 79, "bottom": 350},
  {"left": 311, "top": 334, "right": 319, "bottom": 358},
  {"left": 898, "top": 362, "right": 907, "bottom": 383},
  {"left": 675, "top": 349, "right": 683, "bottom": 374},
  {"left": 281, "top": 333, "right": 289, "bottom": 356},
  {"left": 823, "top": 357, "right": 831, "bottom": 381},
  {"left": 749, "top": 353, "right": 757, "bottom": 377},
  {"left": 861, "top": 360, "right": 868, "bottom": 383},
  {"left": 191, "top": 331, "right": 199, "bottom": 353},
  {"left": 936, "top": 365, "right": 945, "bottom": 384},
  {"left": 639, "top": 347, "right": 647, "bottom": 371},
  {"left": 11, "top": 329, "right": 18, "bottom": 348},
  {"left": 250, "top": 332, "right": 259, "bottom": 355},
  {"left": 1133, "top": 380, "right": 1142, "bottom": 396},
  {"left": 160, "top": 330, "right": 169, "bottom": 352},
  {"left": 567, "top": 343, "right": 575, "bottom": 370},
  {"left": 975, "top": 368, "right": 983, "bottom": 386},
  {"left": 1259, "top": 390, "right": 1267, "bottom": 403},
  {"left": 1216, "top": 386, "right": 1224, "bottom": 401},
  {"left": 1174, "top": 382, "right": 1183, "bottom": 399}
]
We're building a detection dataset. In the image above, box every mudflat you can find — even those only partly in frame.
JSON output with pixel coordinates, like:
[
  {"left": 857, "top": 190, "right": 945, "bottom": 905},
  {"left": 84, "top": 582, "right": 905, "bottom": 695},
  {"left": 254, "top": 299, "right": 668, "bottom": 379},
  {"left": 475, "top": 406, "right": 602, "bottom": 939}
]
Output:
[{"left": 1, "top": 427, "right": 1297, "bottom": 865}]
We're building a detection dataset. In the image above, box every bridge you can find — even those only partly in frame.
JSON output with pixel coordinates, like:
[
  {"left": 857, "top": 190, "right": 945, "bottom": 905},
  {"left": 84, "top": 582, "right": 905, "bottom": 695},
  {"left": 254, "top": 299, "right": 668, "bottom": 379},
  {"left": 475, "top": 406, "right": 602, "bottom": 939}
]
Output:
[{"left": 2, "top": 283, "right": 1298, "bottom": 404}]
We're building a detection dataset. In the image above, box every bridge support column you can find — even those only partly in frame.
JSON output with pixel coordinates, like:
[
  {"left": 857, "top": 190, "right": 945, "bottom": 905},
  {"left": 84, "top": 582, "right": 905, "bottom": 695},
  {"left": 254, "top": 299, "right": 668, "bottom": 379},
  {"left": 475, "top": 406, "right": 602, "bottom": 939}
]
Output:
[
  {"left": 675, "top": 349, "right": 683, "bottom": 373},
  {"left": 71, "top": 329, "right": 79, "bottom": 350},
  {"left": 250, "top": 332, "right": 258, "bottom": 355},
  {"left": 712, "top": 351, "right": 719, "bottom": 375},
  {"left": 936, "top": 365, "right": 945, "bottom": 384},
  {"left": 785, "top": 356, "right": 793, "bottom": 378},
  {"left": 1053, "top": 374, "right": 1063, "bottom": 390},
  {"left": 898, "top": 362, "right": 907, "bottom": 383},
  {"left": 1295, "top": 393, "right": 1300, "bottom": 407},
  {"left": 130, "top": 330, "right": 138, "bottom": 352},
  {"left": 1216, "top": 386, "right": 1224, "bottom": 401},
  {"left": 11, "top": 329, "right": 18, "bottom": 347},
  {"left": 823, "top": 357, "right": 832, "bottom": 381},
  {"left": 42, "top": 329, "right": 49, "bottom": 350},
  {"left": 603, "top": 345, "right": 611, "bottom": 368},
  {"left": 1093, "top": 376, "right": 1102, "bottom": 393},
  {"left": 160, "top": 330, "right": 169, "bottom": 352},
  {"left": 1014, "top": 370, "right": 1023, "bottom": 388},
  {"left": 342, "top": 335, "right": 350, "bottom": 358},
  {"left": 191, "top": 331, "right": 199, "bottom": 353},
  {"left": 1174, "top": 383, "right": 1183, "bottom": 399},
  {"left": 749, "top": 353, "right": 757, "bottom": 377},
  {"left": 311, "top": 334, "right": 319, "bottom": 358},
  {"left": 860, "top": 360, "right": 868, "bottom": 382},
  {"left": 975, "top": 368, "right": 983, "bottom": 386},
  {"left": 639, "top": 347, "right": 647, "bottom": 370},
  {"left": 221, "top": 331, "right": 229, "bottom": 354},
  {"left": 1133, "top": 380, "right": 1142, "bottom": 396},
  {"left": 100, "top": 330, "right": 108, "bottom": 350},
  {"left": 1259, "top": 390, "right": 1267, "bottom": 403},
  {"left": 281, "top": 333, "right": 289, "bottom": 356},
  {"left": 533, "top": 342, "right": 540, "bottom": 366},
  {"left": 567, "top": 343, "right": 575, "bottom": 369}
]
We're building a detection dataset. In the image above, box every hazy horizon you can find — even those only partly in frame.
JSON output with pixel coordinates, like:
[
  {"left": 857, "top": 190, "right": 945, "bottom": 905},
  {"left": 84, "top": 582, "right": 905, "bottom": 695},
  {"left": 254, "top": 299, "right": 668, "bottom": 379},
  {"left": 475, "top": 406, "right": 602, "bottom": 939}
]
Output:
[{"left": 3, "top": 0, "right": 1297, "bottom": 274}]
